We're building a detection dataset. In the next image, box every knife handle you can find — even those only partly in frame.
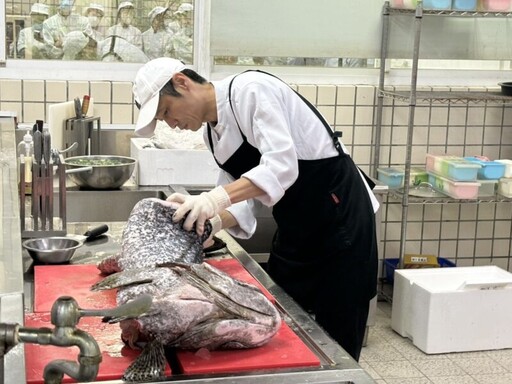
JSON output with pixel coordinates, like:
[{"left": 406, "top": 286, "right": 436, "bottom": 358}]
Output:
[
  {"left": 43, "top": 128, "right": 51, "bottom": 164},
  {"left": 81, "top": 95, "right": 90, "bottom": 117},
  {"left": 84, "top": 224, "right": 109, "bottom": 241},
  {"left": 33, "top": 130, "right": 42, "bottom": 164}
]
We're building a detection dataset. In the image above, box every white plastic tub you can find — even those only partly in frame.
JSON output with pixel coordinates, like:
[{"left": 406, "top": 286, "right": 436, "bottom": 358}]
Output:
[
  {"left": 495, "top": 159, "right": 512, "bottom": 178},
  {"left": 498, "top": 178, "right": 512, "bottom": 198}
]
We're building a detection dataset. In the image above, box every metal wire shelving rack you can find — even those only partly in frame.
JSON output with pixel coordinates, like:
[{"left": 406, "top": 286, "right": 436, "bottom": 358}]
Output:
[{"left": 373, "top": 1, "right": 512, "bottom": 276}]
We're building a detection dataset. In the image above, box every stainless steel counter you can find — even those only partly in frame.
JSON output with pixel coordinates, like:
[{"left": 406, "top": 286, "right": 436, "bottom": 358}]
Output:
[{"left": 1, "top": 118, "right": 376, "bottom": 383}]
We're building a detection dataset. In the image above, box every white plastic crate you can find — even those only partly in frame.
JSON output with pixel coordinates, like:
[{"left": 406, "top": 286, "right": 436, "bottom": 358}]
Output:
[
  {"left": 391, "top": 266, "right": 512, "bottom": 354},
  {"left": 130, "top": 138, "right": 220, "bottom": 186}
]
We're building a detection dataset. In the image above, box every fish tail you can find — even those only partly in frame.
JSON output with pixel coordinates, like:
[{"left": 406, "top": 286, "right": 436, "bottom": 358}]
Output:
[{"left": 122, "top": 339, "right": 167, "bottom": 382}]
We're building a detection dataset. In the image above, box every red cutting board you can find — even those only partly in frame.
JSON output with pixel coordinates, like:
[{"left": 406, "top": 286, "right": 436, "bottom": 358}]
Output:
[
  {"left": 34, "top": 264, "right": 117, "bottom": 313},
  {"left": 181, "top": 258, "right": 321, "bottom": 374},
  {"left": 177, "top": 322, "right": 320, "bottom": 374},
  {"left": 24, "top": 313, "right": 172, "bottom": 383},
  {"left": 206, "top": 258, "right": 275, "bottom": 302}
]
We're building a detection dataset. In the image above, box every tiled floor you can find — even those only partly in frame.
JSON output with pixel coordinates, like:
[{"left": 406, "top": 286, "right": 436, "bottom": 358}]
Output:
[{"left": 360, "top": 300, "right": 512, "bottom": 384}]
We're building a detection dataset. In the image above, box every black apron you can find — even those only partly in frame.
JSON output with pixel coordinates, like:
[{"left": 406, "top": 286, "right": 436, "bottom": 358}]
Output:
[{"left": 207, "top": 71, "right": 378, "bottom": 361}]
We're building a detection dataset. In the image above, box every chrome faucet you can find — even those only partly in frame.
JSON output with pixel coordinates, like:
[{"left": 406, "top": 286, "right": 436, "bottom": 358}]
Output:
[{"left": 0, "top": 294, "right": 152, "bottom": 384}]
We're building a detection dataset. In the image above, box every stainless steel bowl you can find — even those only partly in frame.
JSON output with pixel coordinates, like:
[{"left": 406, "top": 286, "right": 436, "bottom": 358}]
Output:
[
  {"left": 64, "top": 155, "right": 137, "bottom": 189},
  {"left": 22, "top": 237, "right": 82, "bottom": 264}
]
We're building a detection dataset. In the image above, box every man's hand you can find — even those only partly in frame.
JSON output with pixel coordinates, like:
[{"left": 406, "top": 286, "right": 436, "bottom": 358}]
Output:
[
  {"left": 166, "top": 186, "right": 231, "bottom": 235},
  {"left": 203, "top": 214, "right": 222, "bottom": 248}
]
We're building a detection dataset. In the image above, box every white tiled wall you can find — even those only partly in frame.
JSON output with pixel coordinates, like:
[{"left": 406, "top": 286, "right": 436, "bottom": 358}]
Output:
[{"left": 1, "top": 79, "right": 511, "bottom": 273}]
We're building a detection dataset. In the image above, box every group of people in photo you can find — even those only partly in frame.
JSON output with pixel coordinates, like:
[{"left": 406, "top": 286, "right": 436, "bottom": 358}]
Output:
[{"left": 12, "top": 0, "right": 194, "bottom": 63}]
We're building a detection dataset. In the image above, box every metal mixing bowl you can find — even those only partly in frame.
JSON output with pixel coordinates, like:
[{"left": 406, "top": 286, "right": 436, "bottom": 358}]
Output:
[
  {"left": 22, "top": 237, "right": 82, "bottom": 264},
  {"left": 64, "top": 155, "right": 137, "bottom": 189}
]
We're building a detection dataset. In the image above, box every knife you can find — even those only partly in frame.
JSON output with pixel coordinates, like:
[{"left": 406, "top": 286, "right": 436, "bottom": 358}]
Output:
[
  {"left": 74, "top": 97, "right": 82, "bottom": 119},
  {"left": 33, "top": 130, "right": 42, "bottom": 230},
  {"left": 43, "top": 128, "right": 52, "bottom": 230}
]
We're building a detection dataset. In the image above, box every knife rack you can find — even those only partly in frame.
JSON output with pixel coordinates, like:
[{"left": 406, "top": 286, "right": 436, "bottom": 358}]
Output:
[
  {"left": 20, "top": 154, "right": 67, "bottom": 238},
  {"left": 63, "top": 117, "right": 101, "bottom": 157}
]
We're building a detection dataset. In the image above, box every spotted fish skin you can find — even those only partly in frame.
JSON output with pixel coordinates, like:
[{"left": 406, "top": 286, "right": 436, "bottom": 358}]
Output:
[
  {"left": 92, "top": 263, "right": 281, "bottom": 350},
  {"left": 97, "top": 198, "right": 211, "bottom": 274}
]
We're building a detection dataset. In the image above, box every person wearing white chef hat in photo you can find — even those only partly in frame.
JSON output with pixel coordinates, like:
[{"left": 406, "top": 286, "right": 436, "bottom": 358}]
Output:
[
  {"left": 17, "top": 3, "right": 49, "bottom": 59},
  {"left": 169, "top": 2, "right": 193, "bottom": 64},
  {"left": 132, "top": 57, "right": 380, "bottom": 362},
  {"left": 107, "top": 1, "right": 143, "bottom": 50},
  {"left": 142, "top": 6, "right": 174, "bottom": 60}
]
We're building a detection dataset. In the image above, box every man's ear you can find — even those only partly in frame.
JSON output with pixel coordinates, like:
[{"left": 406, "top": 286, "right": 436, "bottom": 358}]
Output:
[{"left": 172, "top": 73, "right": 188, "bottom": 91}]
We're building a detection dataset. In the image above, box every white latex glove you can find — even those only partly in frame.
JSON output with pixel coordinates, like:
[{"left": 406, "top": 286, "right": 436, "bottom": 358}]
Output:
[
  {"left": 167, "top": 186, "right": 231, "bottom": 235},
  {"left": 203, "top": 214, "right": 222, "bottom": 248}
]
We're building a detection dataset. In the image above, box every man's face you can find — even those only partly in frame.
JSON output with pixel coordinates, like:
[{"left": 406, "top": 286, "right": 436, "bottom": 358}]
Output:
[
  {"left": 119, "top": 8, "right": 133, "bottom": 25},
  {"left": 155, "top": 91, "right": 204, "bottom": 132}
]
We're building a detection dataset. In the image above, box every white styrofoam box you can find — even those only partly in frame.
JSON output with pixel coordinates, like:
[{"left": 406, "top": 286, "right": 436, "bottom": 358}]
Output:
[
  {"left": 131, "top": 138, "right": 220, "bottom": 186},
  {"left": 392, "top": 266, "right": 512, "bottom": 354}
]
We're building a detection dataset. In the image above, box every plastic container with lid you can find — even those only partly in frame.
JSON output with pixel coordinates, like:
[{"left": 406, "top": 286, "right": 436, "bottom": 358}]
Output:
[
  {"left": 495, "top": 159, "right": 512, "bottom": 178},
  {"left": 464, "top": 156, "right": 506, "bottom": 180},
  {"left": 377, "top": 166, "right": 428, "bottom": 189},
  {"left": 423, "top": 0, "right": 452, "bottom": 9},
  {"left": 480, "top": 0, "right": 512, "bottom": 11},
  {"left": 426, "top": 154, "right": 481, "bottom": 181},
  {"left": 498, "top": 178, "right": 512, "bottom": 198},
  {"left": 452, "top": 0, "right": 477, "bottom": 10},
  {"left": 428, "top": 173, "right": 480, "bottom": 199}
]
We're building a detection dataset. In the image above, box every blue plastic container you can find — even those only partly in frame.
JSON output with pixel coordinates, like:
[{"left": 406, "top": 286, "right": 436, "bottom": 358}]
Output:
[
  {"left": 384, "top": 257, "right": 456, "bottom": 284},
  {"left": 452, "top": 0, "right": 477, "bottom": 10},
  {"left": 423, "top": 0, "right": 452, "bottom": 9},
  {"left": 464, "top": 157, "right": 506, "bottom": 180}
]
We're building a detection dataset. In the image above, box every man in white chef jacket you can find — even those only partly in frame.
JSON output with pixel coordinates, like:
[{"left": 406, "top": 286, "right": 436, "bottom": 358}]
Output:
[
  {"left": 107, "top": 1, "right": 143, "bottom": 51},
  {"left": 132, "top": 58, "right": 379, "bottom": 361}
]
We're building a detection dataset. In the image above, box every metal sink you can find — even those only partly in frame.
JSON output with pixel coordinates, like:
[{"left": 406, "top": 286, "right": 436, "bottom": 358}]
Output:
[
  {"left": 58, "top": 185, "right": 276, "bottom": 257},
  {"left": 59, "top": 188, "right": 169, "bottom": 222}
]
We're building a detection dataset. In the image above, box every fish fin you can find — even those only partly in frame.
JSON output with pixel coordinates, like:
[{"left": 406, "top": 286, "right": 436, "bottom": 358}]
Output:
[
  {"left": 122, "top": 339, "right": 167, "bottom": 383},
  {"left": 156, "top": 261, "right": 191, "bottom": 269},
  {"left": 102, "top": 308, "right": 159, "bottom": 324},
  {"left": 91, "top": 269, "right": 154, "bottom": 291}
]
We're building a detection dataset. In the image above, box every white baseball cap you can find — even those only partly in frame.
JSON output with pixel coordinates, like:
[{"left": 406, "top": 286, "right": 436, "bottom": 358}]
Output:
[
  {"left": 148, "top": 6, "right": 167, "bottom": 23},
  {"left": 85, "top": 3, "right": 105, "bottom": 16},
  {"left": 133, "top": 58, "right": 186, "bottom": 136},
  {"left": 174, "top": 3, "right": 193, "bottom": 15},
  {"left": 118, "top": 1, "right": 134, "bottom": 11},
  {"left": 31, "top": 3, "right": 49, "bottom": 15}
]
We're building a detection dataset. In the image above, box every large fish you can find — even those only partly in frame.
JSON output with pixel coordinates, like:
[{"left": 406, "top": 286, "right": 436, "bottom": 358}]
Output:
[
  {"left": 97, "top": 198, "right": 211, "bottom": 273},
  {"left": 94, "top": 198, "right": 282, "bottom": 382}
]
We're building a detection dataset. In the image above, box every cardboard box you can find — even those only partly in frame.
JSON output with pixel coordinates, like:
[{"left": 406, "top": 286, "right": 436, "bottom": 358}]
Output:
[
  {"left": 403, "top": 254, "right": 439, "bottom": 269},
  {"left": 392, "top": 266, "right": 512, "bottom": 354},
  {"left": 130, "top": 138, "right": 220, "bottom": 186}
]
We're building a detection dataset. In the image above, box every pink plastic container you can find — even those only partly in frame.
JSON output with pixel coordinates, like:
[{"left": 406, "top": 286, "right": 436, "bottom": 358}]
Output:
[
  {"left": 480, "top": 0, "right": 512, "bottom": 11},
  {"left": 428, "top": 173, "right": 480, "bottom": 199}
]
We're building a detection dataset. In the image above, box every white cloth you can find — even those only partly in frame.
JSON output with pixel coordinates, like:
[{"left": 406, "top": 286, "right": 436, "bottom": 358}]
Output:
[{"left": 205, "top": 71, "right": 379, "bottom": 239}]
